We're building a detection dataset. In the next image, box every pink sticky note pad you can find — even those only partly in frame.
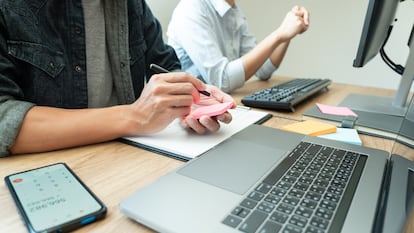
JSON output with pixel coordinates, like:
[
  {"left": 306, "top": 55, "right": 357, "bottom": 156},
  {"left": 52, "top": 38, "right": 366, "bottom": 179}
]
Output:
[
  {"left": 191, "top": 102, "right": 234, "bottom": 119},
  {"left": 316, "top": 103, "right": 358, "bottom": 117}
]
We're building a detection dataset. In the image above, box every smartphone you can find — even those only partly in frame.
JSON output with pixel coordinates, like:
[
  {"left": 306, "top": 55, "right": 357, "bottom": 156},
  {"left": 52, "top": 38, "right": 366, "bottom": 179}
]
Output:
[{"left": 4, "top": 163, "right": 107, "bottom": 233}]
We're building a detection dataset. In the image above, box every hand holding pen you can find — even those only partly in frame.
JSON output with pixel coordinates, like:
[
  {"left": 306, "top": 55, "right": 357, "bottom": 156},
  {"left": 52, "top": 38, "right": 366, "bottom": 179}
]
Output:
[
  {"left": 150, "top": 64, "right": 211, "bottom": 96},
  {"left": 147, "top": 63, "right": 235, "bottom": 134}
]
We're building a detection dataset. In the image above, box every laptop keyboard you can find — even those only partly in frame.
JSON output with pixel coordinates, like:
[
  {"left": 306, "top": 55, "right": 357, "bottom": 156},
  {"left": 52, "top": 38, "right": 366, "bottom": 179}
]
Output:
[{"left": 222, "top": 141, "right": 367, "bottom": 233}]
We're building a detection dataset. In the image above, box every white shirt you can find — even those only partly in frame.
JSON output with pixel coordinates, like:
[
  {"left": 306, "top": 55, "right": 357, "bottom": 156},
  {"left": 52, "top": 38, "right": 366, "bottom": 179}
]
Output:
[{"left": 167, "top": 0, "right": 276, "bottom": 93}]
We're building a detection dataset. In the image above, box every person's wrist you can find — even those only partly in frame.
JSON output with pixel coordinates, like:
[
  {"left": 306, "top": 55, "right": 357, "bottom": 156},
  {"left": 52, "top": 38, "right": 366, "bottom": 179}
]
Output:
[
  {"left": 115, "top": 104, "right": 142, "bottom": 136},
  {"left": 272, "top": 28, "right": 289, "bottom": 44}
]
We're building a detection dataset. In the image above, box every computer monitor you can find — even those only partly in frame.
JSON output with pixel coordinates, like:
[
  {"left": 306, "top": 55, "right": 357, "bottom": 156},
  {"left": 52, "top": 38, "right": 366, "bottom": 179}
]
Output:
[{"left": 339, "top": 0, "right": 414, "bottom": 137}]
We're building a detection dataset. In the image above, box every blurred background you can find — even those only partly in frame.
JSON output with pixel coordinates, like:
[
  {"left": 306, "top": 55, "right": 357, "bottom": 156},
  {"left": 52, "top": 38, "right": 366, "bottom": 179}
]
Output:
[{"left": 147, "top": 0, "right": 413, "bottom": 90}]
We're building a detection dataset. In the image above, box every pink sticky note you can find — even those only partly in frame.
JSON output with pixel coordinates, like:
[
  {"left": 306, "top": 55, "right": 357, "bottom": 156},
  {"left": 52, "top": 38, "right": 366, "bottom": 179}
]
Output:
[
  {"left": 316, "top": 103, "right": 358, "bottom": 117},
  {"left": 190, "top": 102, "right": 234, "bottom": 119}
]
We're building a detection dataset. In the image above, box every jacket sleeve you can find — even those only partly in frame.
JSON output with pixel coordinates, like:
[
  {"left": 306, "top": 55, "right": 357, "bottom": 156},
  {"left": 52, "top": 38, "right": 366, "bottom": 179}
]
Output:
[
  {"left": 0, "top": 96, "right": 34, "bottom": 157},
  {"left": 141, "top": 1, "right": 181, "bottom": 77},
  {"left": 0, "top": 13, "right": 35, "bottom": 156}
]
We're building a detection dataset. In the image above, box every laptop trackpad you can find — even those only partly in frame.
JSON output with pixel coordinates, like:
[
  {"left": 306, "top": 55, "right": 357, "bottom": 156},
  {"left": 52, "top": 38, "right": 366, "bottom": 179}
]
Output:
[{"left": 178, "top": 138, "right": 286, "bottom": 195}]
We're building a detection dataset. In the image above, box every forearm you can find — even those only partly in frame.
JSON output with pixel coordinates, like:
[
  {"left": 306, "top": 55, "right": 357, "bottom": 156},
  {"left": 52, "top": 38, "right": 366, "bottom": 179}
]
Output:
[
  {"left": 241, "top": 30, "right": 284, "bottom": 80},
  {"left": 10, "top": 105, "right": 135, "bottom": 154},
  {"left": 241, "top": 4, "right": 309, "bottom": 80},
  {"left": 269, "top": 40, "right": 290, "bottom": 68}
]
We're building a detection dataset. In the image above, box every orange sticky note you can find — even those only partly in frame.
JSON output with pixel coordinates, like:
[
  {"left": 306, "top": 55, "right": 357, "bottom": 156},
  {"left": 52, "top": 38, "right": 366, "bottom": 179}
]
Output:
[{"left": 281, "top": 120, "right": 337, "bottom": 136}]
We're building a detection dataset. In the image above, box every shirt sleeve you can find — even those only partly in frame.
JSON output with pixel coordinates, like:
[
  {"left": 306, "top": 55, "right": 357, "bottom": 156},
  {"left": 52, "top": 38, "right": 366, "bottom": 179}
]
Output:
[
  {"left": 255, "top": 58, "right": 277, "bottom": 80},
  {"left": 167, "top": 1, "right": 245, "bottom": 93},
  {"left": 0, "top": 96, "right": 34, "bottom": 157}
]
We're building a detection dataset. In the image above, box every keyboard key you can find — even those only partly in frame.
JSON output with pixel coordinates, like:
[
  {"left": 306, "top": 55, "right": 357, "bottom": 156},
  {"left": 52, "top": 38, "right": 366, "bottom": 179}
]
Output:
[
  {"left": 276, "top": 203, "right": 295, "bottom": 214},
  {"left": 240, "top": 198, "right": 258, "bottom": 209},
  {"left": 270, "top": 211, "right": 289, "bottom": 224},
  {"left": 313, "top": 179, "right": 329, "bottom": 187},
  {"left": 256, "top": 183, "right": 273, "bottom": 194},
  {"left": 282, "top": 175, "right": 297, "bottom": 184},
  {"left": 315, "top": 208, "right": 333, "bottom": 220},
  {"left": 309, "top": 185, "right": 325, "bottom": 194},
  {"left": 310, "top": 217, "right": 330, "bottom": 230},
  {"left": 324, "top": 193, "right": 340, "bottom": 203},
  {"left": 283, "top": 224, "right": 303, "bottom": 233},
  {"left": 222, "top": 215, "right": 242, "bottom": 228},
  {"left": 289, "top": 215, "right": 308, "bottom": 228},
  {"left": 295, "top": 206, "right": 313, "bottom": 219},
  {"left": 283, "top": 195, "right": 301, "bottom": 206},
  {"left": 300, "top": 198, "right": 318, "bottom": 209},
  {"left": 288, "top": 188, "right": 305, "bottom": 198},
  {"left": 271, "top": 187, "right": 288, "bottom": 197},
  {"left": 305, "top": 226, "right": 325, "bottom": 233},
  {"left": 239, "top": 210, "right": 268, "bottom": 233},
  {"left": 232, "top": 206, "right": 250, "bottom": 218},
  {"left": 307, "top": 144, "right": 322, "bottom": 155},
  {"left": 303, "top": 170, "right": 317, "bottom": 179},
  {"left": 294, "top": 182, "right": 309, "bottom": 192},
  {"left": 264, "top": 194, "right": 282, "bottom": 205},
  {"left": 319, "top": 200, "right": 337, "bottom": 211},
  {"left": 299, "top": 177, "right": 314, "bottom": 185},
  {"left": 327, "top": 185, "right": 343, "bottom": 196},
  {"left": 249, "top": 191, "right": 265, "bottom": 201},
  {"left": 258, "top": 220, "right": 282, "bottom": 233},
  {"left": 276, "top": 181, "right": 293, "bottom": 190},
  {"left": 318, "top": 173, "right": 333, "bottom": 181},
  {"left": 305, "top": 191, "right": 322, "bottom": 202},
  {"left": 257, "top": 201, "right": 276, "bottom": 213}
]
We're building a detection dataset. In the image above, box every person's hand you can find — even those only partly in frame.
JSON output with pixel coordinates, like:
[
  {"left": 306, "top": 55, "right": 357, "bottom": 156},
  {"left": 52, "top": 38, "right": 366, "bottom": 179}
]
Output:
[
  {"left": 182, "top": 85, "right": 236, "bottom": 134},
  {"left": 127, "top": 72, "right": 207, "bottom": 134},
  {"left": 277, "top": 5, "right": 310, "bottom": 42}
]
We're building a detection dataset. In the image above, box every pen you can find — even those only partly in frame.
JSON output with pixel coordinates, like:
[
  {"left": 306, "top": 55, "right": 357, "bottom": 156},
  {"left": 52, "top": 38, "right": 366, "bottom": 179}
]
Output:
[{"left": 149, "top": 63, "right": 211, "bottom": 96}]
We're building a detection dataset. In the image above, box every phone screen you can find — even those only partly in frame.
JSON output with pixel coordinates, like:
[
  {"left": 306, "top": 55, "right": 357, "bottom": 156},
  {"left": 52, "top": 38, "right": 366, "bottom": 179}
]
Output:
[{"left": 5, "top": 163, "right": 106, "bottom": 232}]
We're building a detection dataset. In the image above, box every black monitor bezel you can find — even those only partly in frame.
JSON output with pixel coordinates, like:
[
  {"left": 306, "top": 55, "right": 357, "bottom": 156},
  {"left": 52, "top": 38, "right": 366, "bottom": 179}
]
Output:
[{"left": 353, "top": 0, "right": 400, "bottom": 68}]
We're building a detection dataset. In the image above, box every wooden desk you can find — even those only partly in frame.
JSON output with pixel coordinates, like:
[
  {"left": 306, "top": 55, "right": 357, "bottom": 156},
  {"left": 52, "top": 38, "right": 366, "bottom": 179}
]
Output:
[{"left": 0, "top": 77, "right": 406, "bottom": 233}]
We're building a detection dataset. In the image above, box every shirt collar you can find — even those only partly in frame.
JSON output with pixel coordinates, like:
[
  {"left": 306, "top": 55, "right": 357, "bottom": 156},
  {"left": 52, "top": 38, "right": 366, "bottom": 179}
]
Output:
[{"left": 210, "top": 0, "right": 232, "bottom": 17}]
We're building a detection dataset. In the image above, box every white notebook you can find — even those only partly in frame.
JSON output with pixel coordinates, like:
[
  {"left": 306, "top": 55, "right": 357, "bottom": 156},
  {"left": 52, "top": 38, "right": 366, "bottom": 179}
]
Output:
[{"left": 120, "top": 106, "right": 272, "bottom": 161}]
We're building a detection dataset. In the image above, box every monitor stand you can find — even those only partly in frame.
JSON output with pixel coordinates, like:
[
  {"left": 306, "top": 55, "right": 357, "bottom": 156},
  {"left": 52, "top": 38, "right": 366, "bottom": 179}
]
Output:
[
  {"left": 304, "top": 40, "right": 413, "bottom": 139},
  {"left": 339, "top": 40, "right": 414, "bottom": 138},
  {"left": 339, "top": 94, "right": 406, "bottom": 138}
]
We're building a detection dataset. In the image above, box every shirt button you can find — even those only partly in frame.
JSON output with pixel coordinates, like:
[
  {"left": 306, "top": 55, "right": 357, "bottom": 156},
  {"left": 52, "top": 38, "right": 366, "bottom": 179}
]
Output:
[
  {"left": 49, "top": 62, "right": 55, "bottom": 69},
  {"left": 74, "top": 27, "right": 81, "bottom": 34},
  {"left": 120, "top": 24, "right": 125, "bottom": 33},
  {"left": 74, "top": 65, "right": 82, "bottom": 73},
  {"left": 120, "top": 62, "right": 125, "bottom": 68}
]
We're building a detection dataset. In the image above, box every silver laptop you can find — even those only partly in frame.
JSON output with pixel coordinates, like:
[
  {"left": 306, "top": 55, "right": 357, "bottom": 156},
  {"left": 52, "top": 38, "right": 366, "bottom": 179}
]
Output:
[{"left": 120, "top": 97, "right": 414, "bottom": 233}]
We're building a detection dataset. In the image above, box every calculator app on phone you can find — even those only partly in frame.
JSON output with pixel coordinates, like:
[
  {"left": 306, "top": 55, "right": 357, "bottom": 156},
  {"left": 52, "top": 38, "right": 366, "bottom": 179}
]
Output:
[{"left": 5, "top": 163, "right": 106, "bottom": 233}]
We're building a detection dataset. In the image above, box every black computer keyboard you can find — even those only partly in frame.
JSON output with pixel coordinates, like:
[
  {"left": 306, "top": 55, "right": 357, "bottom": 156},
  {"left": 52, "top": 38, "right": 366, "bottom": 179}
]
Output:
[{"left": 241, "top": 78, "right": 332, "bottom": 112}]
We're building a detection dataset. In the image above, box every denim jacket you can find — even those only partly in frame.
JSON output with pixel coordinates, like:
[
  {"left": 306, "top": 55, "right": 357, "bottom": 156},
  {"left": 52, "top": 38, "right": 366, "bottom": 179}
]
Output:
[{"left": 0, "top": 0, "right": 181, "bottom": 156}]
